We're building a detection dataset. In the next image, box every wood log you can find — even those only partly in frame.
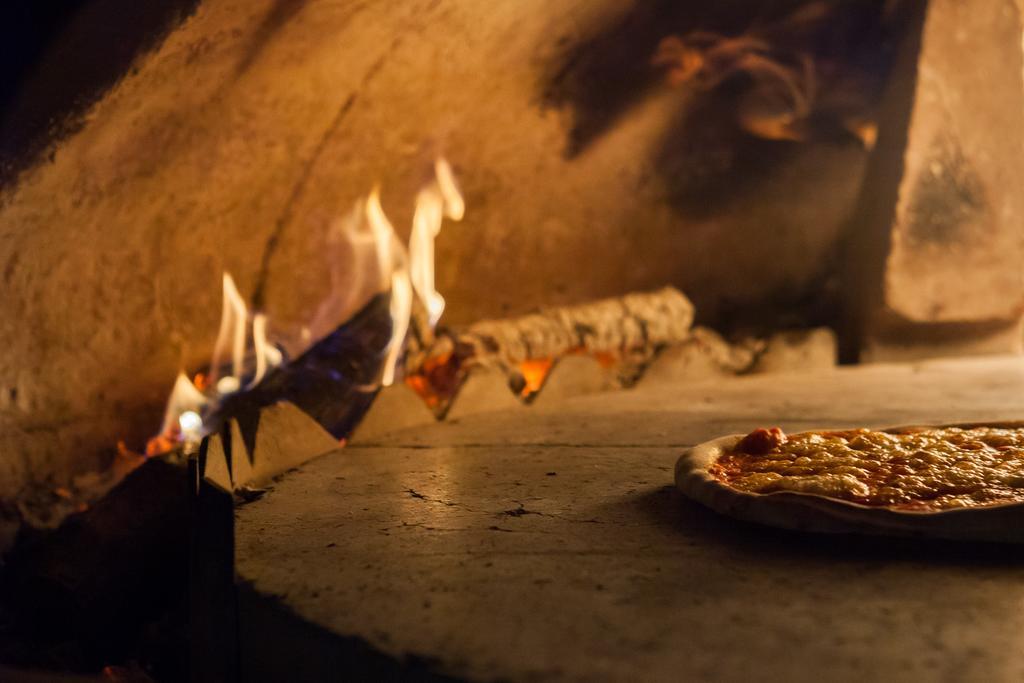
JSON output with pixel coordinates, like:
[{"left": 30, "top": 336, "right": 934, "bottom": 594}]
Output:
[
  {"left": 407, "top": 286, "right": 694, "bottom": 372},
  {"left": 214, "top": 293, "right": 391, "bottom": 440},
  {"left": 402, "top": 287, "right": 695, "bottom": 415}
]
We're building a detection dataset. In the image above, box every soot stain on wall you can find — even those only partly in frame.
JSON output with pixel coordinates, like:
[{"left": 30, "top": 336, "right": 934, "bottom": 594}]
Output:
[
  {"left": 905, "top": 133, "right": 987, "bottom": 247},
  {"left": 538, "top": 0, "right": 908, "bottom": 222}
]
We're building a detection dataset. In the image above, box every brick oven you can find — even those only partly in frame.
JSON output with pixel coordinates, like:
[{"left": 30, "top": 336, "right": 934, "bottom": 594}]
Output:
[{"left": 1, "top": 0, "right": 1023, "bottom": 681}]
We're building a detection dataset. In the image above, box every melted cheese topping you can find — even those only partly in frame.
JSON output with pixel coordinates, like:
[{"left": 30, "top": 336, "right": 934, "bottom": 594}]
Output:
[{"left": 711, "top": 426, "right": 1024, "bottom": 510}]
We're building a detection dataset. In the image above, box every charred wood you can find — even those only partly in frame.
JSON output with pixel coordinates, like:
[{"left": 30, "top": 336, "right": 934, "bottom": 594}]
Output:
[{"left": 214, "top": 293, "right": 392, "bottom": 440}]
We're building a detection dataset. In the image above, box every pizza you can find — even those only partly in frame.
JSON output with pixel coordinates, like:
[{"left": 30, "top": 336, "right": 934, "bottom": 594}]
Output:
[{"left": 675, "top": 423, "right": 1024, "bottom": 542}]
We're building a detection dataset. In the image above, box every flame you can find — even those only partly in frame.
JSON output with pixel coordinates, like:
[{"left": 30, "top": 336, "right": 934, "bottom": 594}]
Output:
[
  {"left": 434, "top": 158, "right": 465, "bottom": 221},
  {"left": 156, "top": 371, "right": 209, "bottom": 442},
  {"left": 148, "top": 273, "right": 285, "bottom": 453},
  {"left": 518, "top": 358, "right": 554, "bottom": 398},
  {"left": 368, "top": 158, "right": 465, "bottom": 386},
  {"left": 178, "top": 410, "right": 204, "bottom": 439},
  {"left": 147, "top": 157, "right": 465, "bottom": 451},
  {"left": 362, "top": 187, "right": 412, "bottom": 387},
  {"left": 204, "top": 273, "right": 283, "bottom": 396},
  {"left": 384, "top": 270, "right": 413, "bottom": 387},
  {"left": 410, "top": 158, "right": 464, "bottom": 327},
  {"left": 210, "top": 273, "right": 248, "bottom": 383},
  {"left": 248, "top": 312, "right": 279, "bottom": 388},
  {"left": 365, "top": 188, "right": 399, "bottom": 288}
]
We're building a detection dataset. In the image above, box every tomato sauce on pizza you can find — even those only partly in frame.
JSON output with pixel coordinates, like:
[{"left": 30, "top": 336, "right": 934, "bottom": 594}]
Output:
[{"left": 710, "top": 426, "right": 1024, "bottom": 510}]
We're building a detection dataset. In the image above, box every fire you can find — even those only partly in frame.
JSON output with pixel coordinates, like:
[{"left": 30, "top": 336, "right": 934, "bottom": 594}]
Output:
[
  {"left": 249, "top": 312, "right": 282, "bottom": 388},
  {"left": 405, "top": 351, "right": 463, "bottom": 411},
  {"left": 210, "top": 272, "right": 247, "bottom": 389},
  {"left": 375, "top": 158, "right": 465, "bottom": 385},
  {"left": 365, "top": 188, "right": 411, "bottom": 387},
  {"left": 152, "top": 371, "right": 210, "bottom": 451},
  {"left": 384, "top": 270, "right": 413, "bottom": 387},
  {"left": 332, "top": 159, "right": 464, "bottom": 388},
  {"left": 147, "top": 158, "right": 465, "bottom": 452},
  {"left": 410, "top": 158, "right": 465, "bottom": 326},
  {"left": 148, "top": 273, "right": 284, "bottom": 453},
  {"left": 517, "top": 358, "right": 554, "bottom": 399}
]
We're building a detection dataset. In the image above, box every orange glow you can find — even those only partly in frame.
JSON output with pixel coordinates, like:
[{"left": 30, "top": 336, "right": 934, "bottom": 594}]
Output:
[
  {"left": 406, "top": 352, "right": 463, "bottom": 411},
  {"left": 402, "top": 346, "right": 622, "bottom": 406},
  {"left": 518, "top": 358, "right": 554, "bottom": 398},
  {"left": 145, "top": 433, "right": 178, "bottom": 457},
  {"left": 589, "top": 350, "right": 619, "bottom": 369},
  {"left": 405, "top": 374, "right": 438, "bottom": 408}
]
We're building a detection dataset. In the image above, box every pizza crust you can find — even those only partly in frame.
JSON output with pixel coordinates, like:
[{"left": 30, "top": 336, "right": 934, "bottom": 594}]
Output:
[{"left": 675, "top": 422, "right": 1024, "bottom": 543}]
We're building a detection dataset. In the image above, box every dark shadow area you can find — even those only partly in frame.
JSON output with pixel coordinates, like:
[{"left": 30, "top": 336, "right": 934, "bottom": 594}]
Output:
[
  {"left": 540, "top": 0, "right": 808, "bottom": 158},
  {"left": 0, "top": 459, "right": 191, "bottom": 680},
  {"left": 709, "top": 266, "right": 843, "bottom": 336},
  {"left": 835, "top": 0, "right": 936, "bottom": 364},
  {"left": 237, "top": 582, "right": 462, "bottom": 683},
  {"left": 540, "top": 0, "right": 909, "bottom": 219},
  {"left": 0, "top": 0, "right": 201, "bottom": 189},
  {"left": 650, "top": 88, "right": 805, "bottom": 221}
]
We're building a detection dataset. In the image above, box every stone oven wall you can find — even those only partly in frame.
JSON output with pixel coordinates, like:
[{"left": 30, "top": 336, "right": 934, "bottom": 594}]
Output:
[{"left": 0, "top": 0, "right": 914, "bottom": 495}]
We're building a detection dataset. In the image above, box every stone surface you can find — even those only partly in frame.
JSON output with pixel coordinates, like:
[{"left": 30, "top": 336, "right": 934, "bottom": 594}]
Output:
[
  {"left": 885, "top": 0, "right": 1024, "bottom": 323},
  {"left": 243, "top": 401, "right": 340, "bottom": 487},
  {"left": 236, "top": 356, "right": 1024, "bottom": 682},
  {"left": 0, "top": 0, "right": 871, "bottom": 493},
  {"left": 444, "top": 368, "right": 523, "bottom": 421},
  {"left": 352, "top": 382, "right": 436, "bottom": 443},
  {"left": 0, "top": 415, "right": 127, "bottom": 499},
  {"left": 863, "top": 318, "right": 1024, "bottom": 364},
  {"left": 358, "top": 356, "right": 1024, "bottom": 450},
  {"left": 203, "top": 401, "right": 340, "bottom": 490},
  {"left": 845, "top": 0, "right": 1024, "bottom": 359},
  {"left": 750, "top": 327, "right": 837, "bottom": 374},
  {"left": 529, "top": 355, "right": 614, "bottom": 407},
  {"left": 642, "top": 326, "right": 758, "bottom": 387}
]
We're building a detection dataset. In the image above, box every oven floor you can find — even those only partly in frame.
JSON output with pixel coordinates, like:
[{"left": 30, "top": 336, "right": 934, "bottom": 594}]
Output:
[{"left": 234, "top": 356, "right": 1024, "bottom": 682}]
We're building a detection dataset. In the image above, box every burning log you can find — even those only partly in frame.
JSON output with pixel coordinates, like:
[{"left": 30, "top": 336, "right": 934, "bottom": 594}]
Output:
[
  {"left": 404, "top": 286, "right": 694, "bottom": 413},
  {"left": 151, "top": 157, "right": 463, "bottom": 453},
  {"left": 447, "top": 286, "right": 694, "bottom": 363},
  {"left": 210, "top": 292, "right": 391, "bottom": 441}
]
